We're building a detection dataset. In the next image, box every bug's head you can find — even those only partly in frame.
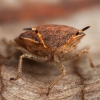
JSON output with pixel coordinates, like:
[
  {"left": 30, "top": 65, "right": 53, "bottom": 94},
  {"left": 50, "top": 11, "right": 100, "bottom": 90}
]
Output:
[
  {"left": 74, "top": 26, "right": 90, "bottom": 39},
  {"left": 67, "top": 26, "right": 90, "bottom": 46}
]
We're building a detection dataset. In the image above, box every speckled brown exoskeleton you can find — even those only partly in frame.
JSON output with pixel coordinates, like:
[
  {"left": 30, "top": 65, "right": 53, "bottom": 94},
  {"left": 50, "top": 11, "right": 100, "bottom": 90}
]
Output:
[{"left": 6, "top": 24, "right": 95, "bottom": 95}]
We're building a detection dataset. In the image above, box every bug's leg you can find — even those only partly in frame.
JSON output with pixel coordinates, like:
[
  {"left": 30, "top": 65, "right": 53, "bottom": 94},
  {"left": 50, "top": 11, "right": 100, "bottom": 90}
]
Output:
[
  {"left": 86, "top": 51, "right": 95, "bottom": 68},
  {"left": 17, "top": 46, "right": 30, "bottom": 54},
  {"left": 0, "top": 39, "right": 26, "bottom": 59},
  {"left": 10, "top": 52, "right": 51, "bottom": 81},
  {"left": 0, "top": 48, "right": 17, "bottom": 59},
  {"left": 77, "top": 47, "right": 95, "bottom": 68},
  {"left": 62, "top": 47, "right": 95, "bottom": 68},
  {"left": 2, "top": 46, "right": 29, "bottom": 59},
  {"left": 4, "top": 40, "right": 17, "bottom": 59},
  {"left": 10, "top": 54, "right": 25, "bottom": 80},
  {"left": 0, "top": 41, "right": 17, "bottom": 59},
  {"left": 5, "top": 48, "right": 17, "bottom": 59},
  {"left": 46, "top": 54, "right": 66, "bottom": 95}
]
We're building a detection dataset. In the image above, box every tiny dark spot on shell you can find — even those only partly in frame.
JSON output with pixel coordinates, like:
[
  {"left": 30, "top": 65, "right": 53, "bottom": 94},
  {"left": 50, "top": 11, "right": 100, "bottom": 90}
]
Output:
[
  {"left": 60, "top": 51, "right": 63, "bottom": 53},
  {"left": 35, "top": 30, "right": 38, "bottom": 33}
]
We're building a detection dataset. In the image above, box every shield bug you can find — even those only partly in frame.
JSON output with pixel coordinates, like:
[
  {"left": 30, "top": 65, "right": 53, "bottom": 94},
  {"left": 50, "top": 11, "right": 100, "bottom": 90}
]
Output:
[{"left": 7, "top": 24, "right": 94, "bottom": 95}]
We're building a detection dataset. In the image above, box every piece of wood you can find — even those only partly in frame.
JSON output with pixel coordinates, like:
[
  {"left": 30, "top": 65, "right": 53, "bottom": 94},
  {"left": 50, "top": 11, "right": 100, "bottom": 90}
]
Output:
[{"left": 0, "top": 50, "right": 100, "bottom": 100}]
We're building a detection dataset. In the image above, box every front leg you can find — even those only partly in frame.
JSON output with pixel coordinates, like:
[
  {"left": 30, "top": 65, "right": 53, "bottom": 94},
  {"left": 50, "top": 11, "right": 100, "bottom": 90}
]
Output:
[
  {"left": 47, "top": 54, "right": 66, "bottom": 95},
  {"left": 0, "top": 46, "right": 30, "bottom": 59},
  {"left": 10, "top": 50, "right": 51, "bottom": 81},
  {"left": 46, "top": 47, "right": 96, "bottom": 95},
  {"left": 61, "top": 47, "right": 95, "bottom": 68}
]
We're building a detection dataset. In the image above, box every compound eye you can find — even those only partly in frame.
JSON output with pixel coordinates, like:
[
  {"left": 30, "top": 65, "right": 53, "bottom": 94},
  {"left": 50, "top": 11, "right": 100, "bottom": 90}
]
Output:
[
  {"left": 76, "top": 31, "right": 79, "bottom": 35},
  {"left": 35, "top": 29, "right": 38, "bottom": 33}
]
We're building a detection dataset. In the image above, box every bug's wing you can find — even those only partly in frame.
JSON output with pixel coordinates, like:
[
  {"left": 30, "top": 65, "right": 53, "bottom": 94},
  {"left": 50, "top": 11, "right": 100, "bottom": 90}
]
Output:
[
  {"left": 43, "top": 30, "right": 72, "bottom": 48},
  {"left": 36, "top": 25, "right": 78, "bottom": 48}
]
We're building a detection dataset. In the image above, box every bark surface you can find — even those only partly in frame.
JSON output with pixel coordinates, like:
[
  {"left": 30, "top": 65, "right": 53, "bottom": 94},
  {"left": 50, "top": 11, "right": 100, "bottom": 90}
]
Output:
[{"left": 0, "top": 40, "right": 100, "bottom": 100}]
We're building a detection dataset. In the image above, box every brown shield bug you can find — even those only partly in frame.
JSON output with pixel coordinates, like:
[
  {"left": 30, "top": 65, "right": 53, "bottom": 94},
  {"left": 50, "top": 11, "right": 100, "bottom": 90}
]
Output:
[{"left": 7, "top": 24, "right": 95, "bottom": 95}]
